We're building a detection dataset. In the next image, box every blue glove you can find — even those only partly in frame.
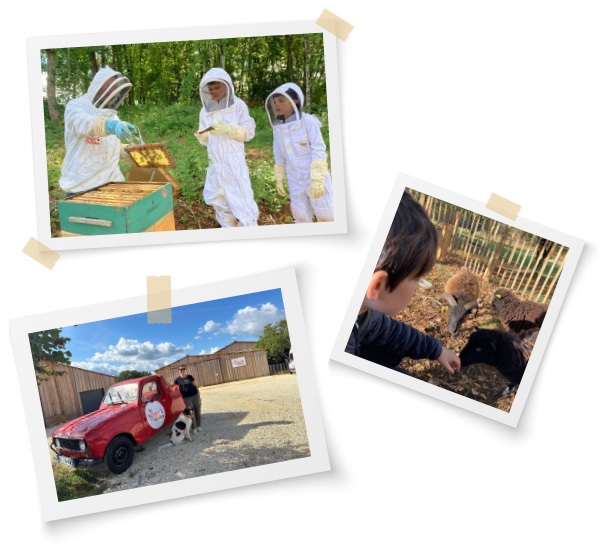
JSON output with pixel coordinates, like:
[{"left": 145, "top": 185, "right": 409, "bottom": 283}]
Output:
[{"left": 104, "top": 119, "right": 136, "bottom": 140}]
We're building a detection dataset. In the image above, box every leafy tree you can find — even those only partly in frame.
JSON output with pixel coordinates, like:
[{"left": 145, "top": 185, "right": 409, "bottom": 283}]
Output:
[
  {"left": 41, "top": 34, "right": 327, "bottom": 109},
  {"left": 116, "top": 369, "right": 152, "bottom": 382},
  {"left": 29, "top": 329, "right": 72, "bottom": 384},
  {"left": 255, "top": 319, "right": 291, "bottom": 364}
]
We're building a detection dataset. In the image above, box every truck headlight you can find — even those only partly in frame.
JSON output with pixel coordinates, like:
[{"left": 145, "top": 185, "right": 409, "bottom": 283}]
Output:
[
  {"left": 79, "top": 440, "right": 86, "bottom": 452},
  {"left": 54, "top": 438, "right": 60, "bottom": 448}
]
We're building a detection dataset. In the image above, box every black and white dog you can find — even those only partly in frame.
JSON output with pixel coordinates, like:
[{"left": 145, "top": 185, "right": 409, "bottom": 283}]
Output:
[{"left": 159, "top": 407, "right": 194, "bottom": 450}]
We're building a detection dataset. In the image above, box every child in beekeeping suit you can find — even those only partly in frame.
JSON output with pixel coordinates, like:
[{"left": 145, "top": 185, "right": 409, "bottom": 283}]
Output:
[
  {"left": 59, "top": 67, "right": 136, "bottom": 195},
  {"left": 265, "top": 83, "right": 334, "bottom": 223},
  {"left": 196, "top": 68, "right": 259, "bottom": 227}
]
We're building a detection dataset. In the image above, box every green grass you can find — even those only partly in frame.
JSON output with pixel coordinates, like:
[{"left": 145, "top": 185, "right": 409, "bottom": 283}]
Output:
[
  {"left": 53, "top": 464, "right": 106, "bottom": 502},
  {"left": 45, "top": 102, "right": 331, "bottom": 226}
]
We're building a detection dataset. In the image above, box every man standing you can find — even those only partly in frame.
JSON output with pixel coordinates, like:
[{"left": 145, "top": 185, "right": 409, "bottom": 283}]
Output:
[
  {"left": 59, "top": 67, "right": 137, "bottom": 195},
  {"left": 173, "top": 365, "right": 202, "bottom": 433}
]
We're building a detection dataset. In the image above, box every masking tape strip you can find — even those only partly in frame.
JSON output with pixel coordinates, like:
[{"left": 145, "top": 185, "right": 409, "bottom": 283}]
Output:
[
  {"left": 316, "top": 9, "right": 354, "bottom": 41},
  {"left": 486, "top": 193, "right": 521, "bottom": 221},
  {"left": 147, "top": 276, "right": 172, "bottom": 324},
  {"left": 22, "top": 238, "right": 60, "bottom": 270}
]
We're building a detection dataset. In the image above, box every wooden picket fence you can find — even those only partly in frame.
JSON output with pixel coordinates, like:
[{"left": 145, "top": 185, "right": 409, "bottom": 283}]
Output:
[
  {"left": 409, "top": 189, "right": 568, "bottom": 303},
  {"left": 269, "top": 362, "right": 290, "bottom": 375}
]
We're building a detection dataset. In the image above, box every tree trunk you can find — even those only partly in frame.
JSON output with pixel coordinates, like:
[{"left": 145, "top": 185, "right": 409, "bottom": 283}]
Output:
[
  {"left": 89, "top": 49, "right": 99, "bottom": 76},
  {"left": 216, "top": 43, "right": 226, "bottom": 69},
  {"left": 304, "top": 34, "right": 311, "bottom": 113},
  {"left": 285, "top": 35, "right": 294, "bottom": 81},
  {"left": 46, "top": 49, "right": 61, "bottom": 122}
]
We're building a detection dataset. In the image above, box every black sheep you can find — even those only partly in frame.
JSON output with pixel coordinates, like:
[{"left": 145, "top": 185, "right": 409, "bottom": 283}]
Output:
[
  {"left": 459, "top": 328, "right": 539, "bottom": 384},
  {"left": 492, "top": 288, "right": 548, "bottom": 332},
  {"left": 439, "top": 270, "right": 480, "bottom": 337}
]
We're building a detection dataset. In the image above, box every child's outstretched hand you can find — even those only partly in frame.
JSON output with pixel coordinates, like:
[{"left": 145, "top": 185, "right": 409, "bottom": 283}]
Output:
[{"left": 437, "top": 347, "right": 461, "bottom": 374}]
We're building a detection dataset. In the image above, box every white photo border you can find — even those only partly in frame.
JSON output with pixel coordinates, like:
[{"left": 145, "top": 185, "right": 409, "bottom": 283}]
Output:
[
  {"left": 330, "top": 173, "right": 584, "bottom": 428},
  {"left": 28, "top": 21, "right": 346, "bottom": 250},
  {"left": 10, "top": 268, "right": 330, "bottom": 521}
]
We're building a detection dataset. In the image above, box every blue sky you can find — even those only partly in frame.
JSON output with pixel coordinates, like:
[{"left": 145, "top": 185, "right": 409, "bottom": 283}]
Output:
[{"left": 56, "top": 289, "right": 285, "bottom": 376}]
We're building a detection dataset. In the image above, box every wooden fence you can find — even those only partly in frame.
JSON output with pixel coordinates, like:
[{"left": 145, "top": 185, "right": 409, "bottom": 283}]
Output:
[
  {"left": 37, "top": 362, "right": 117, "bottom": 426},
  {"left": 269, "top": 362, "right": 290, "bottom": 375},
  {"left": 156, "top": 349, "right": 271, "bottom": 388},
  {"left": 409, "top": 189, "right": 568, "bottom": 303}
]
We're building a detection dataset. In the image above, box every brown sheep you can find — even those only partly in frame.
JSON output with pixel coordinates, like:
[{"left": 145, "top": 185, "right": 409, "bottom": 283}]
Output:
[
  {"left": 491, "top": 289, "right": 548, "bottom": 332},
  {"left": 439, "top": 270, "right": 480, "bottom": 337}
]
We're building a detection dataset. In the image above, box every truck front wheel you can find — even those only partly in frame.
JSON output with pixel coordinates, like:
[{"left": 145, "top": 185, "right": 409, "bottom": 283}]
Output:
[{"left": 104, "top": 436, "right": 134, "bottom": 474}]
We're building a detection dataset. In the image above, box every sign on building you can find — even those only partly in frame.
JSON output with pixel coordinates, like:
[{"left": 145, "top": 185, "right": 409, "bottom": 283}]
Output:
[{"left": 231, "top": 356, "right": 246, "bottom": 368}]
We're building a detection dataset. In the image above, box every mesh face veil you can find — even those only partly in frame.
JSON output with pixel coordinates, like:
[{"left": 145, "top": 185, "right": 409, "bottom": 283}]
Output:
[
  {"left": 266, "top": 89, "right": 301, "bottom": 127},
  {"left": 93, "top": 73, "right": 132, "bottom": 109},
  {"left": 199, "top": 79, "right": 232, "bottom": 112}
]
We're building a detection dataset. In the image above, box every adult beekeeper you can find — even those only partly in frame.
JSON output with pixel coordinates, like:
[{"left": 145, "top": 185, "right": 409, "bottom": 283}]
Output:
[
  {"left": 266, "top": 83, "right": 334, "bottom": 223},
  {"left": 195, "top": 68, "right": 258, "bottom": 227},
  {"left": 59, "top": 67, "right": 136, "bottom": 195}
]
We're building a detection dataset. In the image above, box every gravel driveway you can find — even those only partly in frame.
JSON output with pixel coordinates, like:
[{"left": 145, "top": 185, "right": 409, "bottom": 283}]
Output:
[{"left": 48, "top": 374, "right": 309, "bottom": 493}]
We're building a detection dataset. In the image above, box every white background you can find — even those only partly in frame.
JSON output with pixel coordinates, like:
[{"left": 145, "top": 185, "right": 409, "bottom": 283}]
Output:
[{"left": 1, "top": 0, "right": 603, "bottom": 549}]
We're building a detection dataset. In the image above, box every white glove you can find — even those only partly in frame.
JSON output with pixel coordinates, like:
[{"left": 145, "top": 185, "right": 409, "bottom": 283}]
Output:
[
  {"left": 210, "top": 118, "right": 248, "bottom": 141},
  {"left": 309, "top": 158, "right": 328, "bottom": 199},
  {"left": 194, "top": 131, "right": 209, "bottom": 145},
  {"left": 274, "top": 164, "right": 287, "bottom": 197}
]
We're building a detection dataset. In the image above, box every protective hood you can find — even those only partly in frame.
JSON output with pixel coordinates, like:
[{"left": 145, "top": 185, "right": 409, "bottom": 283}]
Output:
[
  {"left": 199, "top": 68, "right": 236, "bottom": 112},
  {"left": 85, "top": 67, "right": 132, "bottom": 110},
  {"left": 266, "top": 83, "right": 304, "bottom": 128}
]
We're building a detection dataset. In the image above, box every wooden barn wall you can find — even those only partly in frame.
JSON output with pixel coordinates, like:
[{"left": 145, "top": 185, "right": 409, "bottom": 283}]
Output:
[
  {"left": 37, "top": 362, "right": 116, "bottom": 424},
  {"left": 157, "top": 350, "right": 270, "bottom": 388},
  {"left": 217, "top": 341, "right": 256, "bottom": 353}
]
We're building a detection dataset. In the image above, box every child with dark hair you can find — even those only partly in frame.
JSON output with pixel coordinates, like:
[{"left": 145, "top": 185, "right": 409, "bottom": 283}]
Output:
[
  {"left": 265, "top": 83, "right": 334, "bottom": 223},
  {"left": 346, "top": 191, "right": 460, "bottom": 375}
]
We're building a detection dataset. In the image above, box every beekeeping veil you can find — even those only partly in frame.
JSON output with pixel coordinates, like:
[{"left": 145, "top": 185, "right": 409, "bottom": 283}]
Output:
[
  {"left": 87, "top": 67, "right": 132, "bottom": 110},
  {"left": 199, "top": 68, "right": 236, "bottom": 112},
  {"left": 266, "top": 83, "right": 304, "bottom": 128}
]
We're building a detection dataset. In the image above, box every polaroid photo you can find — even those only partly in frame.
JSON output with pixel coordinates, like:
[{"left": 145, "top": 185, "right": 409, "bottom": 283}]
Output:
[
  {"left": 10, "top": 269, "right": 329, "bottom": 521},
  {"left": 331, "top": 174, "right": 584, "bottom": 427},
  {"left": 28, "top": 21, "right": 346, "bottom": 251}
]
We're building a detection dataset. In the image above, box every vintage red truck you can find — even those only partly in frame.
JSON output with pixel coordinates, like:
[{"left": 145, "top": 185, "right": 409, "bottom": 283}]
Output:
[{"left": 50, "top": 374, "right": 186, "bottom": 474}]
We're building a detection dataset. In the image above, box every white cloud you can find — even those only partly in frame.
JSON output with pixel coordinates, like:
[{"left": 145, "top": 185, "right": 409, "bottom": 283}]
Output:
[
  {"left": 203, "top": 321, "right": 222, "bottom": 332},
  {"left": 199, "top": 347, "right": 220, "bottom": 355},
  {"left": 225, "top": 303, "right": 285, "bottom": 336},
  {"left": 91, "top": 338, "right": 191, "bottom": 363},
  {"left": 197, "top": 303, "right": 285, "bottom": 337}
]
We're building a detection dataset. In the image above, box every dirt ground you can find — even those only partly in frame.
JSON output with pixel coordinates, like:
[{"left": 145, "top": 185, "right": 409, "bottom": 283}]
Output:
[
  {"left": 395, "top": 260, "right": 541, "bottom": 412},
  {"left": 173, "top": 198, "right": 294, "bottom": 231},
  {"left": 47, "top": 374, "right": 309, "bottom": 493}
]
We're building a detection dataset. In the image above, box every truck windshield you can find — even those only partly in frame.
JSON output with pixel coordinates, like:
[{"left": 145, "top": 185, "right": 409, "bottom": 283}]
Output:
[{"left": 103, "top": 382, "right": 139, "bottom": 405}]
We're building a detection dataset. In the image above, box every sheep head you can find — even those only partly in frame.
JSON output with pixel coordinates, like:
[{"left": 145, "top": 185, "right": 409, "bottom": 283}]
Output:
[
  {"left": 459, "top": 329, "right": 499, "bottom": 368},
  {"left": 439, "top": 293, "right": 480, "bottom": 338},
  {"left": 492, "top": 288, "right": 515, "bottom": 310}
]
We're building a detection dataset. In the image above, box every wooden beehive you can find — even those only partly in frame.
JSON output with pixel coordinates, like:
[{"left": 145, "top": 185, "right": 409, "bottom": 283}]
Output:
[
  {"left": 125, "top": 142, "right": 181, "bottom": 200},
  {"left": 58, "top": 143, "right": 180, "bottom": 237},
  {"left": 58, "top": 182, "right": 174, "bottom": 236}
]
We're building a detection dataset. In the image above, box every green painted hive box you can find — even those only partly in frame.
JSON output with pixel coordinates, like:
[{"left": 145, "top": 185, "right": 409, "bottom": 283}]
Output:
[{"left": 58, "top": 182, "right": 174, "bottom": 236}]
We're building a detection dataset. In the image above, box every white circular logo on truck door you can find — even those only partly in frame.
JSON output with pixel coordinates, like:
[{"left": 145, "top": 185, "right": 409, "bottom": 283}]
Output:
[{"left": 145, "top": 401, "right": 166, "bottom": 429}]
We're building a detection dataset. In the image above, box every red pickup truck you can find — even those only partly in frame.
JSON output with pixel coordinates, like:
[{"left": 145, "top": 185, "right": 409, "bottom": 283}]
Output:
[{"left": 50, "top": 375, "right": 186, "bottom": 474}]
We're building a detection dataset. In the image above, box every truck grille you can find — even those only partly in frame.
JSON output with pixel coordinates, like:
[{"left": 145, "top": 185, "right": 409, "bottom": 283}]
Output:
[{"left": 56, "top": 438, "right": 82, "bottom": 452}]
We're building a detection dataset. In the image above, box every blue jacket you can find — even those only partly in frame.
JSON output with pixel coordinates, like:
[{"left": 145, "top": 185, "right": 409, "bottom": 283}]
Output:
[{"left": 346, "top": 310, "right": 442, "bottom": 371}]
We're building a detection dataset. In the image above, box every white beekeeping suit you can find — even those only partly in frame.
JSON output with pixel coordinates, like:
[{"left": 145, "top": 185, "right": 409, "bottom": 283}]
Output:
[
  {"left": 197, "top": 68, "right": 258, "bottom": 227},
  {"left": 266, "top": 83, "right": 334, "bottom": 223},
  {"left": 59, "top": 67, "right": 133, "bottom": 194}
]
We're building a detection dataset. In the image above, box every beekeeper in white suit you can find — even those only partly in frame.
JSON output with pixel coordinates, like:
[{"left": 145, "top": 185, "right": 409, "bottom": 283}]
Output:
[
  {"left": 266, "top": 83, "right": 334, "bottom": 223},
  {"left": 59, "top": 67, "right": 135, "bottom": 195},
  {"left": 196, "top": 68, "right": 258, "bottom": 227}
]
